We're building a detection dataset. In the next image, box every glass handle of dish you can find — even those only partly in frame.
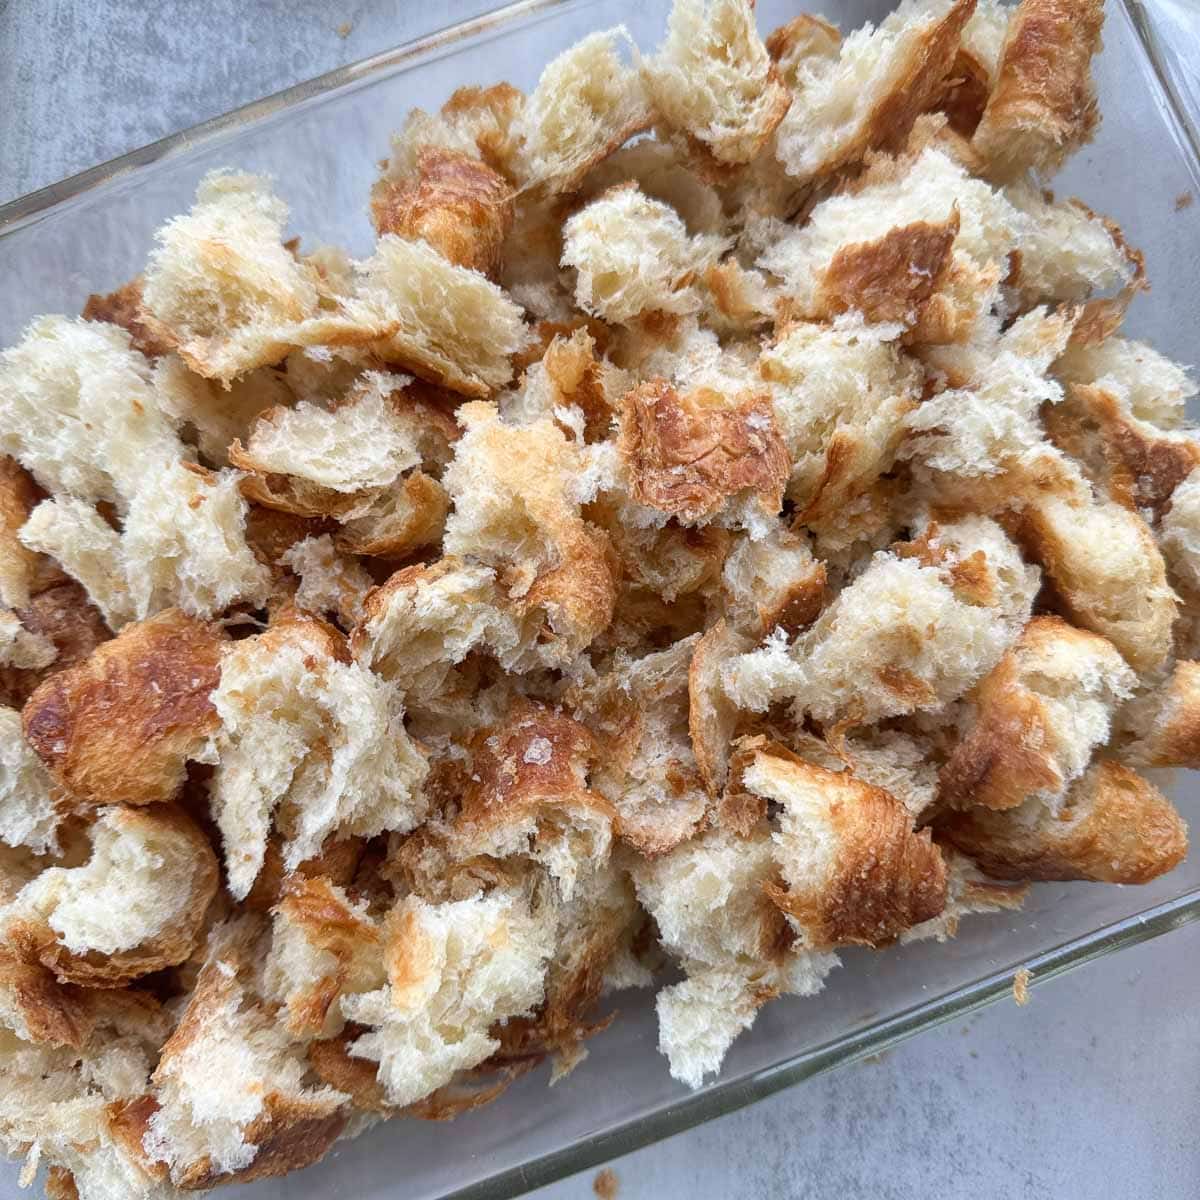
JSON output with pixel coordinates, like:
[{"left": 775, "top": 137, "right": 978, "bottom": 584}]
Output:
[{"left": 1126, "top": 0, "right": 1200, "bottom": 173}]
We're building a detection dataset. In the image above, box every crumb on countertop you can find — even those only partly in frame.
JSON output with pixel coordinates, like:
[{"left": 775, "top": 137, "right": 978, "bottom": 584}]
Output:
[
  {"left": 336, "top": 21, "right": 353, "bottom": 38},
  {"left": 1175, "top": 191, "right": 1193, "bottom": 211},
  {"left": 1013, "top": 967, "right": 1032, "bottom": 1006},
  {"left": 594, "top": 1167, "right": 619, "bottom": 1199}
]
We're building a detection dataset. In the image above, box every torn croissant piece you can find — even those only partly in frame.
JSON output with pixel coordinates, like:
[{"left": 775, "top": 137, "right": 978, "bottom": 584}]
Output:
[
  {"left": 938, "top": 759, "right": 1188, "bottom": 883},
  {"left": 619, "top": 380, "right": 788, "bottom": 527},
  {"left": 21, "top": 609, "right": 224, "bottom": 810},
  {"left": 761, "top": 138, "right": 1016, "bottom": 331},
  {"left": 441, "top": 402, "right": 618, "bottom": 667},
  {"left": 721, "top": 526, "right": 827, "bottom": 640},
  {"left": 641, "top": 0, "right": 792, "bottom": 166},
  {"left": 147, "top": 1090, "right": 348, "bottom": 1192},
  {"left": 0, "top": 307, "right": 182, "bottom": 510},
  {"left": 651, "top": 957, "right": 797, "bottom": 1089},
  {"left": 444, "top": 699, "right": 613, "bottom": 896},
  {"left": 139, "top": 173, "right": 344, "bottom": 383},
  {"left": 972, "top": 0, "right": 1105, "bottom": 181},
  {"left": 928, "top": 0, "right": 1012, "bottom": 138},
  {"left": 1161, "top": 472, "right": 1200, "bottom": 612},
  {"left": 1010, "top": 469, "right": 1177, "bottom": 674},
  {"left": 13, "top": 497, "right": 130, "bottom": 633},
  {"left": 0, "top": 1001, "right": 166, "bottom": 1199},
  {"left": 512, "top": 29, "right": 652, "bottom": 194},
  {"left": 1043, "top": 382, "right": 1200, "bottom": 523},
  {"left": 207, "top": 607, "right": 428, "bottom": 901},
  {"left": 774, "top": 0, "right": 976, "bottom": 182},
  {"left": 1055, "top": 334, "right": 1197, "bottom": 434},
  {"left": 0, "top": 987, "right": 173, "bottom": 1196},
  {"left": 783, "top": 726, "right": 943, "bottom": 823},
  {"left": 561, "top": 184, "right": 728, "bottom": 326},
  {"left": 51, "top": 460, "right": 270, "bottom": 629},
  {"left": 702, "top": 259, "right": 776, "bottom": 334},
  {"left": 1, "top": 805, "right": 218, "bottom": 989},
  {"left": 938, "top": 615, "right": 1135, "bottom": 812},
  {"left": 628, "top": 820, "right": 837, "bottom": 1087},
  {"left": 589, "top": 497, "right": 730, "bottom": 604},
  {"left": 578, "top": 637, "right": 710, "bottom": 856},
  {"left": 334, "top": 472, "right": 449, "bottom": 560},
  {"left": 737, "top": 739, "right": 947, "bottom": 949},
  {"left": 141, "top": 917, "right": 349, "bottom": 1188},
  {"left": 230, "top": 390, "right": 420, "bottom": 519},
  {"left": 229, "top": 373, "right": 455, "bottom": 558},
  {"left": 761, "top": 317, "right": 922, "bottom": 539},
  {"left": 308, "top": 235, "right": 533, "bottom": 398},
  {"left": 905, "top": 250, "right": 1003, "bottom": 346},
  {"left": 370, "top": 147, "right": 516, "bottom": 276},
  {"left": 1004, "top": 189, "right": 1143, "bottom": 321},
  {"left": 351, "top": 557, "right": 513, "bottom": 700},
  {"left": 141, "top": 173, "right": 530, "bottom": 395},
  {"left": 260, "top": 874, "right": 384, "bottom": 1040},
  {"left": 519, "top": 521, "right": 621, "bottom": 668},
  {"left": 339, "top": 892, "right": 554, "bottom": 1110},
  {"left": 1121, "top": 661, "right": 1200, "bottom": 769},
  {"left": 724, "top": 516, "right": 1039, "bottom": 726},
  {"left": 0, "top": 318, "right": 272, "bottom": 625},
  {"left": 902, "top": 306, "right": 1074, "bottom": 504},
  {"left": 1, "top": 328, "right": 274, "bottom": 626}
]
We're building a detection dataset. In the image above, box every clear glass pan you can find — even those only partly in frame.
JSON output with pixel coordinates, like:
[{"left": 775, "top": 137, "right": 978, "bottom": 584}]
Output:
[{"left": 2, "top": 1, "right": 1199, "bottom": 1196}]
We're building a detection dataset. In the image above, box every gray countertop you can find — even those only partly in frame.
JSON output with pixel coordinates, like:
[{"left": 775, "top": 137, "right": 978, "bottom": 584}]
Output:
[{"left": 3, "top": 2, "right": 1198, "bottom": 1197}]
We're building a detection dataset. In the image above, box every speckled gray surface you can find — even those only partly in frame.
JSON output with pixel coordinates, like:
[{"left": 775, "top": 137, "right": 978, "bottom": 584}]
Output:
[
  {"left": 3, "top": 2, "right": 1199, "bottom": 1198},
  {"left": 525, "top": 931, "right": 1200, "bottom": 1200}
]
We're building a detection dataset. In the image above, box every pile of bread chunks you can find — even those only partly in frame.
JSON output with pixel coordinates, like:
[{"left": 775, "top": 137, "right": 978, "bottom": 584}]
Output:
[{"left": 1, "top": 0, "right": 1197, "bottom": 1195}]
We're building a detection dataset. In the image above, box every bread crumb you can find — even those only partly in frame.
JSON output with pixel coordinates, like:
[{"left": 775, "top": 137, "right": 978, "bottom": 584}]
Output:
[
  {"left": 593, "top": 1167, "right": 619, "bottom": 1199},
  {"left": 1175, "top": 191, "right": 1194, "bottom": 211},
  {"left": 1012, "top": 966, "right": 1032, "bottom": 1006},
  {"left": 336, "top": 21, "right": 353, "bottom": 38}
]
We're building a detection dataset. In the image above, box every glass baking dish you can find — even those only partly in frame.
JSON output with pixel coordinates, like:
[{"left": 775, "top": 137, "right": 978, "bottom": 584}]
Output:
[{"left": 2, "top": 0, "right": 1199, "bottom": 1196}]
